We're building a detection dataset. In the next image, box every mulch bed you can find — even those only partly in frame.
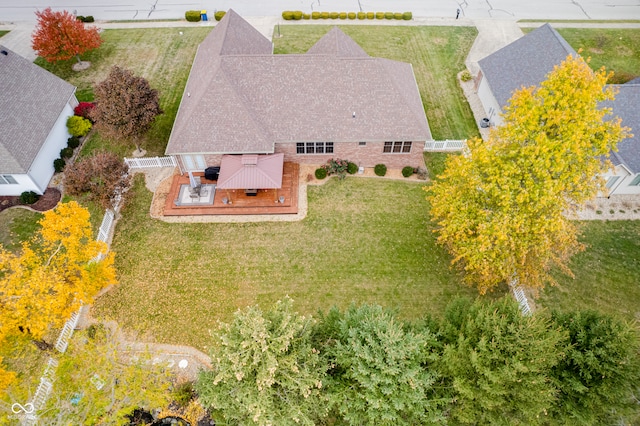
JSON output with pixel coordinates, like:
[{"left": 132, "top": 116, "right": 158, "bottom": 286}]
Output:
[{"left": 0, "top": 187, "right": 62, "bottom": 213}]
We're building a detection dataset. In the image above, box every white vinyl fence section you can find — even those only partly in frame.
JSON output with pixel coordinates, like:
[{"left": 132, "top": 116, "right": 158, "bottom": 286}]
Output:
[
  {"left": 96, "top": 209, "right": 115, "bottom": 244},
  {"left": 54, "top": 308, "right": 82, "bottom": 353},
  {"left": 512, "top": 285, "right": 532, "bottom": 316},
  {"left": 124, "top": 156, "right": 176, "bottom": 169},
  {"left": 424, "top": 140, "right": 467, "bottom": 151}
]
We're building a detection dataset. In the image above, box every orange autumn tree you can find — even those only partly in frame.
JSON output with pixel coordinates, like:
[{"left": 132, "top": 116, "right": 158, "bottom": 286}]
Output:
[
  {"left": 427, "top": 55, "right": 629, "bottom": 294},
  {"left": 31, "top": 7, "right": 102, "bottom": 64},
  {"left": 0, "top": 201, "right": 115, "bottom": 360}
]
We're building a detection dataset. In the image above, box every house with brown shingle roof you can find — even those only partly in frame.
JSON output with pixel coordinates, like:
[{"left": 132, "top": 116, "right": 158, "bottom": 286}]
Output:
[
  {"left": 0, "top": 45, "right": 77, "bottom": 196},
  {"left": 166, "top": 10, "right": 431, "bottom": 177}
]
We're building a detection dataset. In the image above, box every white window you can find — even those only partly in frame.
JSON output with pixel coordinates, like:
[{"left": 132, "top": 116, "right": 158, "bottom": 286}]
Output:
[
  {"left": 296, "top": 142, "right": 334, "bottom": 154},
  {"left": 629, "top": 175, "right": 640, "bottom": 186},
  {"left": 605, "top": 176, "right": 620, "bottom": 189},
  {"left": 0, "top": 175, "right": 18, "bottom": 184},
  {"left": 182, "top": 155, "right": 206, "bottom": 171},
  {"left": 383, "top": 141, "right": 412, "bottom": 153}
]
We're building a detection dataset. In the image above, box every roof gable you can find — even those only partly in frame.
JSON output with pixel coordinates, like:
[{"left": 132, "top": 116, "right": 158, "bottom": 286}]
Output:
[
  {"left": 200, "top": 9, "right": 272, "bottom": 56},
  {"left": 478, "top": 23, "right": 577, "bottom": 108},
  {"left": 0, "top": 46, "right": 76, "bottom": 174},
  {"left": 307, "top": 27, "right": 369, "bottom": 58}
]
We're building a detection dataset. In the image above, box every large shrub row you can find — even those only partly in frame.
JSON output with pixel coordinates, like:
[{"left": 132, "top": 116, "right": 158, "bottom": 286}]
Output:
[
  {"left": 196, "top": 297, "right": 640, "bottom": 425},
  {"left": 283, "top": 10, "right": 412, "bottom": 20},
  {"left": 54, "top": 104, "right": 95, "bottom": 173},
  {"left": 315, "top": 158, "right": 358, "bottom": 180}
]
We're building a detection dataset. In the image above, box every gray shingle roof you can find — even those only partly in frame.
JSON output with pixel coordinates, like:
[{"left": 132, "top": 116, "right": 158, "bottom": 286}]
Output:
[
  {"left": 0, "top": 46, "right": 76, "bottom": 174},
  {"left": 166, "top": 11, "right": 430, "bottom": 156},
  {"left": 606, "top": 83, "right": 640, "bottom": 173},
  {"left": 478, "top": 23, "right": 576, "bottom": 109}
]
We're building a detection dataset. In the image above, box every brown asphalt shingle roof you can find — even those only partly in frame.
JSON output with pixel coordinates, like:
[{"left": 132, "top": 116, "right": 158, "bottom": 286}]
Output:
[
  {"left": 166, "top": 10, "right": 430, "bottom": 156},
  {"left": 0, "top": 46, "right": 76, "bottom": 174}
]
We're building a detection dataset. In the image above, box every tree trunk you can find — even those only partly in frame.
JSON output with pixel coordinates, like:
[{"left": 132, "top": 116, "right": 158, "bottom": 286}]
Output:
[{"left": 33, "top": 338, "right": 54, "bottom": 352}]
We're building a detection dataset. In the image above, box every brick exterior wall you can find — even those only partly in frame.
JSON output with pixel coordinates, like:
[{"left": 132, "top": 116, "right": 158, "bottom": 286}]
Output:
[{"left": 274, "top": 141, "right": 426, "bottom": 169}]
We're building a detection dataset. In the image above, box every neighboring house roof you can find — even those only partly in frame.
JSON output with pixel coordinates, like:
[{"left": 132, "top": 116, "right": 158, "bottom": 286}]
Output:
[
  {"left": 166, "top": 10, "right": 430, "bottom": 156},
  {"left": 605, "top": 83, "right": 640, "bottom": 174},
  {"left": 478, "top": 23, "right": 576, "bottom": 109},
  {"left": 0, "top": 45, "right": 76, "bottom": 174}
]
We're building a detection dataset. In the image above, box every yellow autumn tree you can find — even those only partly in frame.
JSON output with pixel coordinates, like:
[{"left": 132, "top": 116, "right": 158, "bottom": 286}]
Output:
[
  {"left": 0, "top": 201, "right": 116, "bottom": 342},
  {"left": 427, "top": 55, "right": 629, "bottom": 294}
]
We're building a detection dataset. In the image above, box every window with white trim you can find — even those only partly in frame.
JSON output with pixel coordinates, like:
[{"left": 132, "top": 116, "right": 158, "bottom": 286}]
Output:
[
  {"left": 605, "top": 176, "right": 620, "bottom": 189},
  {"left": 383, "top": 141, "right": 412, "bottom": 153},
  {"left": 296, "top": 142, "right": 334, "bottom": 154},
  {"left": 0, "top": 175, "right": 18, "bottom": 184},
  {"left": 182, "top": 155, "right": 206, "bottom": 171},
  {"left": 629, "top": 174, "right": 640, "bottom": 186}
]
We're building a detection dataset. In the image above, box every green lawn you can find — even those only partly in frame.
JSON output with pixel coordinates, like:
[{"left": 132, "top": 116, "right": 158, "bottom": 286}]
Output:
[
  {"left": 539, "top": 220, "right": 640, "bottom": 322},
  {"left": 0, "top": 209, "right": 42, "bottom": 251},
  {"left": 93, "top": 175, "right": 478, "bottom": 349},
  {"left": 273, "top": 25, "right": 479, "bottom": 140},
  {"left": 36, "top": 27, "right": 212, "bottom": 157},
  {"left": 0, "top": 30, "right": 8, "bottom": 38},
  {"left": 523, "top": 28, "right": 640, "bottom": 83}
]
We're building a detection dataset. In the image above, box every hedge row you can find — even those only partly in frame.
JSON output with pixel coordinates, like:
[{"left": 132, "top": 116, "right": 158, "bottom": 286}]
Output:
[
  {"left": 283, "top": 11, "right": 412, "bottom": 20},
  {"left": 185, "top": 10, "right": 226, "bottom": 22}
]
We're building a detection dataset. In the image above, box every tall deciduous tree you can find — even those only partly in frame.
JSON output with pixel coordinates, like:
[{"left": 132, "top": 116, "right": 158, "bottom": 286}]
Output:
[
  {"left": 0, "top": 201, "right": 116, "bottom": 341},
  {"left": 196, "top": 298, "right": 327, "bottom": 426},
  {"left": 427, "top": 55, "right": 629, "bottom": 293},
  {"left": 91, "top": 66, "right": 163, "bottom": 153},
  {"left": 549, "top": 310, "right": 640, "bottom": 425},
  {"left": 319, "top": 304, "right": 442, "bottom": 425},
  {"left": 438, "top": 298, "right": 565, "bottom": 424},
  {"left": 31, "top": 7, "right": 102, "bottom": 64}
]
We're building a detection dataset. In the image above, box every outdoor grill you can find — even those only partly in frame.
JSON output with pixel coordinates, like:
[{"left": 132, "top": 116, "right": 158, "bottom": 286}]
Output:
[{"left": 204, "top": 166, "right": 220, "bottom": 181}]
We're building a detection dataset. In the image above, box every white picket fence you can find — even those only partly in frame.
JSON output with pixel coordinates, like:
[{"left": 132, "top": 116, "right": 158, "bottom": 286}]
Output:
[
  {"left": 54, "top": 309, "right": 82, "bottom": 353},
  {"left": 424, "top": 139, "right": 467, "bottom": 151},
  {"left": 124, "top": 156, "right": 176, "bottom": 169},
  {"left": 511, "top": 284, "right": 532, "bottom": 316},
  {"left": 96, "top": 209, "right": 115, "bottom": 243}
]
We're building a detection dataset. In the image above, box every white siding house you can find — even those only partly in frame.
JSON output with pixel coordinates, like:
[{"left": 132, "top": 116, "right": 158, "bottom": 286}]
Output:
[
  {"left": 0, "top": 45, "right": 77, "bottom": 196},
  {"left": 474, "top": 25, "right": 640, "bottom": 196}
]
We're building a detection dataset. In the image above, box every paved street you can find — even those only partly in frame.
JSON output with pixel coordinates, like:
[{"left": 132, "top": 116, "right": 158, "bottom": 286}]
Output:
[{"left": 0, "top": 0, "right": 639, "bottom": 22}]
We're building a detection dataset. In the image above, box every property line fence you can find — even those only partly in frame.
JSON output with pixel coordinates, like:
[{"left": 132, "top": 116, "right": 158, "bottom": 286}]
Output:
[
  {"left": 96, "top": 209, "right": 115, "bottom": 244},
  {"left": 54, "top": 309, "right": 82, "bottom": 353},
  {"left": 511, "top": 284, "right": 532, "bottom": 316},
  {"left": 124, "top": 156, "right": 176, "bottom": 169},
  {"left": 424, "top": 139, "right": 467, "bottom": 151}
]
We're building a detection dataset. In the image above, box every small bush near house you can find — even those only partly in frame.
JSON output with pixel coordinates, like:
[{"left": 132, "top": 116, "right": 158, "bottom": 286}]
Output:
[
  {"left": 53, "top": 158, "right": 66, "bottom": 173},
  {"left": 402, "top": 12, "right": 413, "bottom": 20},
  {"left": 357, "top": 12, "right": 366, "bottom": 19},
  {"left": 402, "top": 166, "right": 414, "bottom": 178},
  {"left": 185, "top": 10, "right": 201, "bottom": 22},
  {"left": 323, "top": 158, "right": 349, "bottom": 178},
  {"left": 375, "top": 12, "right": 384, "bottom": 19},
  {"left": 347, "top": 162, "right": 358, "bottom": 174},
  {"left": 374, "top": 164, "right": 387, "bottom": 176},
  {"left": 460, "top": 70, "right": 473, "bottom": 82},
  {"left": 394, "top": 12, "right": 403, "bottom": 19},
  {"left": 67, "top": 136, "right": 80, "bottom": 149},
  {"left": 385, "top": 12, "right": 394, "bottom": 19},
  {"left": 330, "top": 12, "right": 339, "bottom": 19},
  {"left": 315, "top": 168, "right": 327, "bottom": 180},
  {"left": 20, "top": 191, "right": 40, "bottom": 205},
  {"left": 312, "top": 12, "right": 320, "bottom": 19},
  {"left": 214, "top": 11, "right": 226, "bottom": 21},
  {"left": 339, "top": 12, "right": 347, "bottom": 19},
  {"left": 60, "top": 147, "right": 74, "bottom": 159},
  {"left": 348, "top": 12, "right": 356, "bottom": 19},
  {"left": 367, "top": 12, "right": 375, "bottom": 19},
  {"left": 66, "top": 115, "right": 92, "bottom": 137},
  {"left": 74, "top": 102, "right": 96, "bottom": 121}
]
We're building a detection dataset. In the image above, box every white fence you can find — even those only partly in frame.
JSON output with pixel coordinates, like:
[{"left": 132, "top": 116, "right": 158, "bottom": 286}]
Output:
[
  {"left": 511, "top": 285, "right": 532, "bottom": 316},
  {"left": 96, "top": 209, "right": 115, "bottom": 243},
  {"left": 124, "top": 156, "right": 176, "bottom": 169},
  {"left": 424, "top": 139, "right": 467, "bottom": 151},
  {"left": 54, "top": 308, "right": 82, "bottom": 353}
]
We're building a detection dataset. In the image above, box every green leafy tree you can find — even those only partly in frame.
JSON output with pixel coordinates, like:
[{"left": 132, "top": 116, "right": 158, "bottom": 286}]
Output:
[
  {"left": 196, "top": 298, "right": 327, "bottom": 425},
  {"left": 319, "top": 304, "right": 442, "bottom": 425},
  {"left": 438, "top": 298, "right": 565, "bottom": 425},
  {"left": 549, "top": 310, "right": 640, "bottom": 424},
  {"left": 91, "top": 66, "right": 163, "bottom": 153},
  {"left": 427, "top": 55, "right": 629, "bottom": 293},
  {"left": 41, "top": 324, "right": 172, "bottom": 425}
]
